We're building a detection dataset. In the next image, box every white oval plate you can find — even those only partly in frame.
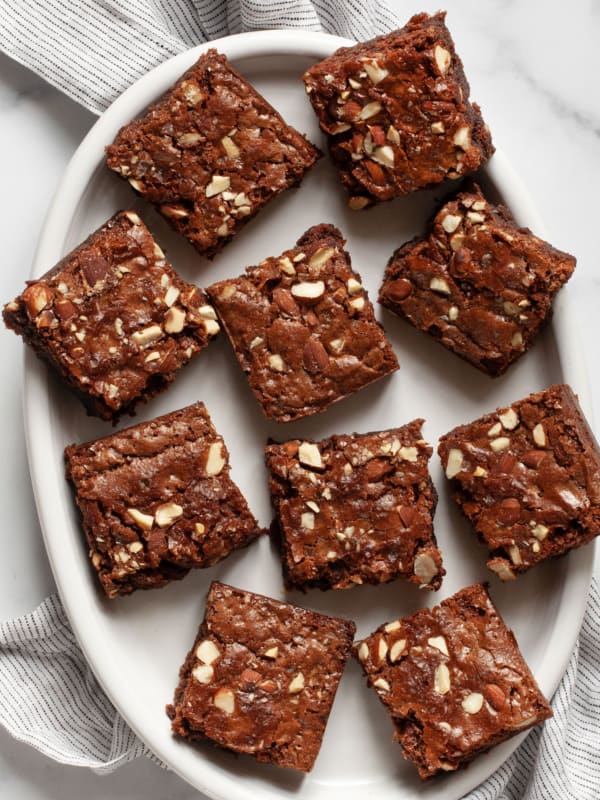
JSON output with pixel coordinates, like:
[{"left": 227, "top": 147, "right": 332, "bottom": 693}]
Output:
[{"left": 24, "top": 29, "right": 594, "bottom": 800}]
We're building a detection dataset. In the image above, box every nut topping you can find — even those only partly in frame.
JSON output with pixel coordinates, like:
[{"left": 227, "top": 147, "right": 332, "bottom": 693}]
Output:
[
  {"left": 434, "top": 45, "right": 451, "bottom": 75},
  {"left": 453, "top": 126, "right": 471, "bottom": 150},
  {"left": 532, "top": 423, "right": 547, "bottom": 447},
  {"left": 164, "top": 306, "right": 186, "bottom": 333},
  {"left": 434, "top": 663, "right": 451, "bottom": 694},
  {"left": 205, "top": 175, "right": 231, "bottom": 198},
  {"left": 499, "top": 408, "right": 519, "bottom": 430},
  {"left": 462, "top": 692, "right": 484, "bottom": 714},
  {"left": 131, "top": 325, "right": 163, "bottom": 346},
  {"left": 298, "top": 442, "right": 323, "bottom": 469},
  {"left": 196, "top": 639, "right": 221, "bottom": 664},
  {"left": 288, "top": 672, "right": 305, "bottom": 693},
  {"left": 127, "top": 508, "right": 154, "bottom": 531},
  {"left": 373, "top": 677, "right": 391, "bottom": 692},
  {"left": 398, "top": 446, "right": 418, "bottom": 462},
  {"left": 389, "top": 639, "right": 407, "bottom": 662},
  {"left": 205, "top": 442, "right": 226, "bottom": 476},
  {"left": 414, "top": 552, "right": 438, "bottom": 585},
  {"left": 213, "top": 687, "right": 235, "bottom": 714},
  {"left": 291, "top": 281, "right": 325, "bottom": 300},
  {"left": 429, "top": 277, "right": 451, "bottom": 295},
  {"left": 441, "top": 214, "right": 461, "bottom": 234},
  {"left": 427, "top": 636, "right": 449, "bottom": 656},
  {"left": 357, "top": 642, "right": 369, "bottom": 663},
  {"left": 268, "top": 354, "right": 285, "bottom": 371},
  {"left": 221, "top": 135, "right": 240, "bottom": 158},
  {"left": 303, "top": 339, "right": 329, "bottom": 373},
  {"left": 24, "top": 283, "right": 53, "bottom": 317},
  {"left": 445, "top": 448, "right": 464, "bottom": 479},
  {"left": 155, "top": 502, "right": 183, "bottom": 527},
  {"left": 490, "top": 437, "right": 510, "bottom": 453},
  {"left": 363, "top": 59, "right": 389, "bottom": 84},
  {"left": 358, "top": 101, "right": 382, "bottom": 120},
  {"left": 192, "top": 664, "right": 214, "bottom": 684},
  {"left": 308, "top": 246, "right": 335, "bottom": 269}
]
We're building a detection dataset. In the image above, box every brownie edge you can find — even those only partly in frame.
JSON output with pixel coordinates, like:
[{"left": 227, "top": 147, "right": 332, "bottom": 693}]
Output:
[{"left": 167, "top": 581, "right": 356, "bottom": 771}]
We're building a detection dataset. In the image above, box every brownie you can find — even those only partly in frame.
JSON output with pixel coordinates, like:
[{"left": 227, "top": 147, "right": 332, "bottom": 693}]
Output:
[
  {"left": 167, "top": 581, "right": 356, "bottom": 772},
  {"left": 379, "top": 184, "right": 576, "bottom": 376},
  {"left": 438, "top": 384, "right": 600, "bottom": 580},
  {"left": 207, "top": 224, "right": 399, "bottom": 422},
  {"left": 265, "top": 419, "right": 444, "bottom": 591},
  {"left": 106, "top": 49, "right": 320, "bottom": 259},
  {"left": 64, "top": 403, "right": 262, "bottom": 598},
  {"left": 3, "top": 211, "right": 219, "bottom": 421},
  {"left": 302, "top": 12, "right": 493, "bottom": 208},
  {"left": 354, "top": 583, "right": 552, "bottom": 779}
]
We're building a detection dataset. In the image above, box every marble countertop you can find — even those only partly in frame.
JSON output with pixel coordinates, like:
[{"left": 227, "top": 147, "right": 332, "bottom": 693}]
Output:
[{"left": 0, "top": 1, "right": 598, "bottom": 797}]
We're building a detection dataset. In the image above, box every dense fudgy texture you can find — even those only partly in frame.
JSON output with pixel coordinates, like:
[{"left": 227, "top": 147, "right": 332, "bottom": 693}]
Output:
[
  {"left": 438, "top": 384, "right": 600, "bottom": 580},
  {"left": 207, "top": 224, "right": 398, "bottom": 422},
  {"left": 167, "top": 581, "right": 356, "bottom": 772},
  {"left": 379, "top": 184, "right": 576, "bottom": 376},
  {"left": 265, "top": 420, "right": 443, "bottom": 591},
  {"left": 64, "top": 403, "right": 262, "bottom": 598},
  {"left": 106, "top": 50, "right": 320, "bottom": 259},
  {"left": 354, "top": 583, "right": 552, "bottom": 780},
  {"left": 302, "top": 12, "right": 493, "bottom": 208},
  {"left": 3, "top": 211, "right": 219, "bottom": 421}
]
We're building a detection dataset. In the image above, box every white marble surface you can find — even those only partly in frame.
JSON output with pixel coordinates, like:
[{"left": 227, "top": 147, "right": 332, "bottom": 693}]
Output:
[{"left": 0, "top": 1, "right": 598, "bottom": 797}]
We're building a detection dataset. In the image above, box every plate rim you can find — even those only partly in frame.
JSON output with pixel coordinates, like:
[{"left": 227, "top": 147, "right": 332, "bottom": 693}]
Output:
[{"left": 22, "top": 27, "right": 595, "bottom": 800}]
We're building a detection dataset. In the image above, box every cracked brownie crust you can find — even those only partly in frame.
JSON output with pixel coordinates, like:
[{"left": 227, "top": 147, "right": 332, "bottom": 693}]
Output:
[
  {"left": 3, "top": 211, "right": 219, "bottom": 421},
  {"left": 65, "top": 403, "right": 262, "bottom": 598},
  {"left": 438, "top": 384, "right": 600, "bottom": 580},
  {"left": 354, "top": 583, "right": 552, "bottom": 779},
  {"left": 265, "top": 419, "right": 444, "bottom": 591},
  {"left": 303, "top": 12, "right": 493, "bottom": 207},
  {"left": 379, "top": 184, "right": 576, "bottom": 376},
  {"left": 167, "top": 581, "right": 356, "bottom": 772},
  {"left": 106, "top": 49, "right": 321, "bottom": 259},
  {"left": 207, "top": 223, "right": 399, "bottom": 422}
]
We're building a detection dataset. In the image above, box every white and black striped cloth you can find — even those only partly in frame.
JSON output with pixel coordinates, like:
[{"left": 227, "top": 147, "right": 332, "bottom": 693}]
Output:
[
  {"left": 0, "top": 1, "right": 599, "bottom": 796},
  {"left": 0, "top": 0, "right": 399, "bottom": 114}
]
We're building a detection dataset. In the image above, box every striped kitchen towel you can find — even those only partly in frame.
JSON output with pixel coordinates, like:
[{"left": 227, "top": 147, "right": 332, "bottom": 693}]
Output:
[{"left": 0, "top": 0, "right": 399, "bottom": 115}]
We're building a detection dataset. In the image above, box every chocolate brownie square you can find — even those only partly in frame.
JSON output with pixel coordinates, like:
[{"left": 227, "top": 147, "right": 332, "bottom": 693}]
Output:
[
  {"left": 207, "top": 224, "right": 399, "bottom": 423},
  {"left": 106, "top": 49, "right": 320, "bottom": 259},
  {"left": 354, "top": 583, "right": 552, "bottom": 779},
  {"left": 379, "top": 184, "right": 575, "bottom": 376},
  {"left": 438, "top": 384, "right": 600, "bottom": 580},
  {"left": 167, "top": 581, "right": 356, "bottom": 772},
  {"left": 302, "top": 12, "right": 493, "bottom": 208},
  {"left": 3, "top": 211, "right": 219, "bottom": 421},
  {"left": 265, "top": 419, "right": 444, "bottom": 591},
  {"left": 64, "top": 403, "right": 262, "bottom": 598}
]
